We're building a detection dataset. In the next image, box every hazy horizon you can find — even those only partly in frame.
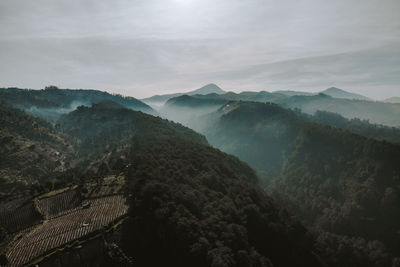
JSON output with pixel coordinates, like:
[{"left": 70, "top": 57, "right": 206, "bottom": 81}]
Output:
[
  {"left": 1, "top": 0, "right": 399, "bottom": 99},
  {"left": 3, "top": 83, "right": 397, "bottom": 101}
]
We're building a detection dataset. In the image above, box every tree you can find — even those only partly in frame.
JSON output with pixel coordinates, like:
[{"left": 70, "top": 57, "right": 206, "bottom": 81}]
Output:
[
  {"left": 44, "top": 85, "right": 59, "bottom": 90},
  {"left": 0, "top": 254, "right": 8, "bottom": 266}
]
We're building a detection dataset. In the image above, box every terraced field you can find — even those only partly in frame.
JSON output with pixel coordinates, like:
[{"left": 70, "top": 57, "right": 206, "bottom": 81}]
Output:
[
  {"left": 37, "top": 189, "right": 81, "bottom": 219},
  {"left": 81, "top": 175, "right": 126, "bottom": 199},
  {"left": 6, "top": 195, "right": 128, "bottom": 267},
  {"left": 0, "top": 198, "right": 41, "bottom": 233}
]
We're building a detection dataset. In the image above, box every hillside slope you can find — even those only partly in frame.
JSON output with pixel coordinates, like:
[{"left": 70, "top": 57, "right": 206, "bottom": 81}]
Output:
[
  {"left": 121, "top": 119, "right": 324, "bottom": 267},
  {"left": 197, "top": 101, "right": 400, "bottom": 265},
  {"left": 2, "top": 98, "right": 397, "bottom": 266},
  {"left": 0, "top": 105, "right": 74, "bottom": 197},
  {"left": 0, "top": 87, "right": 157, "bottom": 122},
  {"left": 59, "top": 101, "right": 206, "bottom": 169},
  {"left": 57, "top": 101, "right": 326, "bottom": 266}
]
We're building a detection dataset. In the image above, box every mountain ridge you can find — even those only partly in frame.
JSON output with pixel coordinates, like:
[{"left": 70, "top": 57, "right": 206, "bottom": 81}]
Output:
[
  {"left": 141, "top": 83, "right": 226, "bottom": 104},
  {"left": 0, "top": 87, "right": 157, "bottom": 122},
  {"left": 161, "top": 87, "right": 400, "bottom": 127}
]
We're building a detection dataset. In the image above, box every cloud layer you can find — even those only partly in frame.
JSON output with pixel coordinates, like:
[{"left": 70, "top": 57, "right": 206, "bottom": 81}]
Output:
[{"left": 0, "top": 0, "right": 399, "bottom": 99}]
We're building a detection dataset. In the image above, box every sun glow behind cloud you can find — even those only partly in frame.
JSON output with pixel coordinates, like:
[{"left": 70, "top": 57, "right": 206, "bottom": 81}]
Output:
[
  {"left": 0, "top": 0, "right": 399, "bottom": 98},
  {"left": 172, "top": 0, "right": 196, "bottom": 5}
]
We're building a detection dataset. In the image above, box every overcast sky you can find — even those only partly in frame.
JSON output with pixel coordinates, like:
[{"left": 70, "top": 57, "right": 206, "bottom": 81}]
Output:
[{"left": 0, "top": 0, "right": 399, "bottom": 99}]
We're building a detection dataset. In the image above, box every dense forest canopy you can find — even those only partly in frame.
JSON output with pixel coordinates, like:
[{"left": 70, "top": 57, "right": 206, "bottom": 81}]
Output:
[
  {"left": 121, "top": 122, "right": 324, "bottom": 267},
  {"left": 190, "top": 101, "right": 400, "bottom": 266}
]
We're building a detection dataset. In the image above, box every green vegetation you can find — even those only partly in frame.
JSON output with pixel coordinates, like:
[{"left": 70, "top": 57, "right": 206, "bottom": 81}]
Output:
[
  {"left": 58, "top": 100, "right": 206, "bottom": 173},
  {"left": 80, "top": 175, "right": 126, "bottom": 199},
  {"left": 122, "top": 125, "right": 324, "bottom": 267},
  {"left": 48, "top": 100, "right": 326, "bottom": 266},
  {"left": 0, "top": 104, "right": 74, "bottom": 197},
  {"left": 0, "top": 86, "right": 157, "bottom": 122},
  {"left": 197, "top": 101, "right": 400, "bottom": 266},
  {"left": 37, "top": 185, "right": 78, "bottom": 200},
  {"left": 310, "top": 110, "right": 400, "bottom": 143},
  {"left": 2, "top": 86, "right": 400, "bottom": 267},
  {"left": 271, "top": 124, "right": 400, "bottom": 255}
]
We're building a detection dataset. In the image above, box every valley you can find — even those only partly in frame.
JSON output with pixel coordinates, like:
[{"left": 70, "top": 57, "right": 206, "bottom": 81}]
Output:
[{"left": 0, "top": 85, "right": 400, "bottom": 267}]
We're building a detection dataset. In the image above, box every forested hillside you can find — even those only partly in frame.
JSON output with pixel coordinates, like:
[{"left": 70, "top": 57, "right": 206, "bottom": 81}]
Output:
[
  {"left": 121, "top": 122, "right": 324, "bottom": 267},
  {"left": 54, "top": 101, "right": 327, "bottom": 266},
  {"left": 0, "top": 86, "right": 156, "bottom": 122},
  {"left": 160, "top": 94, "right": 228, "bottom": 125},
  {"left": 2, "top": 96, "right": 399, "bottom": 266},
  {"left": 0, "top": 104, "right": 74, "bottom": 197},
  {"left": 196, "top": 101, "right": 400, "bottom": 265},
  {"left": 310, "top": 110, "right": 400, "bottom": 143},
  {"left": 271, "top": 124, "right": 400, "bottom": 253},
  {"left": 58, "top": 101, "right": 206, "bottom": 170},
  {"left": 0, "top": 101, "right": 331, "bottom": 266}
]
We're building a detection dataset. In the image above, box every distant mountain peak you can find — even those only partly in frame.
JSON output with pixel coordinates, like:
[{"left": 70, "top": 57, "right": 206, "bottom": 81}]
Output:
[
  {"left": 141, "top": 84, "right": 226, "bottom": 105},
  {"left": 189, "top": 83, "right": 225, "bottom": 95},
  {"left": 323, "top": 87, "right": 347, "bottom": 94},
  {"left": 321, "top": 87, "right": 370, "bottom": 101}
]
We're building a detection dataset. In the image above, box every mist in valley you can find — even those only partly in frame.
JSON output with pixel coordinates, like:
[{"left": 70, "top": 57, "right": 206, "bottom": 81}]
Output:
[
  {"left": 23, "top": 100, "right": 92, "bottom": 123},
  {"left": 1, "top": 0, "right": 400, "bottom": 266}
]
